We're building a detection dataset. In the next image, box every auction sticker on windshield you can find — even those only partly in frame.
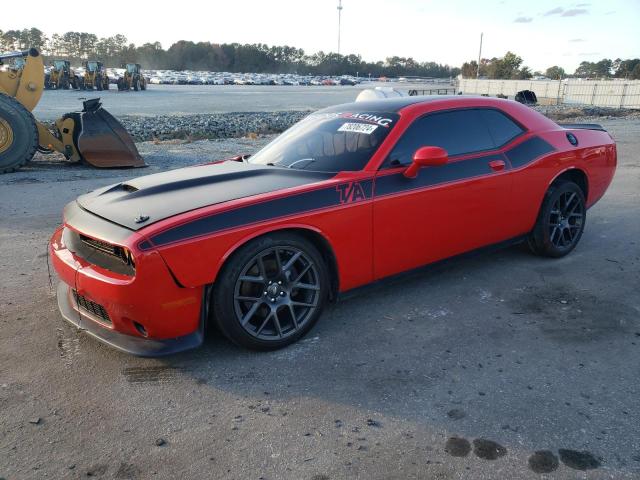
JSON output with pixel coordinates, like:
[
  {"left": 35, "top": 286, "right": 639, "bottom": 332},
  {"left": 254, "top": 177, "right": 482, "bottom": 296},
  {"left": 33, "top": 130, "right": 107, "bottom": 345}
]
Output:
[{"left": 337, "top": 123, "right": 378, "bottom": 135}]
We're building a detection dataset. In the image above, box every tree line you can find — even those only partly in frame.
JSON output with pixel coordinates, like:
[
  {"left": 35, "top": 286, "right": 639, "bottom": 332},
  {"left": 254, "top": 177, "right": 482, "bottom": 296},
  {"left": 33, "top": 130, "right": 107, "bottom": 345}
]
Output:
[
  {"left": 0, "top": 27, "right": 459, "bottom": 78},
  {"left": 2, "top": 28, "right": 638, "bottom": 80},
  {"left": 461, "top": 52, "right": 640, "bottom": 80}
]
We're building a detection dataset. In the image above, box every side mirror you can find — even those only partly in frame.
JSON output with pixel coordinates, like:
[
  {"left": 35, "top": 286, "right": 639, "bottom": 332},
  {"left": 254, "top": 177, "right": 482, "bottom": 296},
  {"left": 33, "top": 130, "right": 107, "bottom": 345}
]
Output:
[{"left": 403, "top": 146, "right": 448, "bottom": 178}]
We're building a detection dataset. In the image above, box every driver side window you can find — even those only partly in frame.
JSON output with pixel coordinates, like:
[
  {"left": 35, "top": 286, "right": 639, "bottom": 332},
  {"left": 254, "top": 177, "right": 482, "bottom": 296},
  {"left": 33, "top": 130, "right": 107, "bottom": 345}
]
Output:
[{"left": 385, "top": 109, "right": 520, "bottom": 167}]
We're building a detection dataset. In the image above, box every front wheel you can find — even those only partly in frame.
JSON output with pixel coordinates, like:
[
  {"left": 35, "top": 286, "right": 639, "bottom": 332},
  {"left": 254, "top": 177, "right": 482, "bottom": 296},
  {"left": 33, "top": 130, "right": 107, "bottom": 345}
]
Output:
[
  {"left": 528, "top": 181, "right": 586, "bottom": 257},
  {"left": 213, "top": 233, "right": 330, "bottom": 350},
  {"left": 0, "top": 94, "right": 38, "bottom": 173}
]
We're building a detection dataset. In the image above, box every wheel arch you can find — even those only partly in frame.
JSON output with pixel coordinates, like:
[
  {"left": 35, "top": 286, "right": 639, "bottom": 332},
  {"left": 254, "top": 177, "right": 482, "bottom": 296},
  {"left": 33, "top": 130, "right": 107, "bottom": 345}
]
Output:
[
  {"left": 214, "top": 225, "right": 340, "bottom": 301},
  {"left": 549, "top": 167, "right": 589, "bottom": 201}
]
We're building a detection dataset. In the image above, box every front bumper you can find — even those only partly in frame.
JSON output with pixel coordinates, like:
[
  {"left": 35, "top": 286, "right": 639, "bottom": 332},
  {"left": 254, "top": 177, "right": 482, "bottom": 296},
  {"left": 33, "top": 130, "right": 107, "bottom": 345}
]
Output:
[
  {"left": 57, "top": 281, "right": 204, "bottom": 357},
  {"left": 49, "top": 206, "right": 206, "bottom": 356}
]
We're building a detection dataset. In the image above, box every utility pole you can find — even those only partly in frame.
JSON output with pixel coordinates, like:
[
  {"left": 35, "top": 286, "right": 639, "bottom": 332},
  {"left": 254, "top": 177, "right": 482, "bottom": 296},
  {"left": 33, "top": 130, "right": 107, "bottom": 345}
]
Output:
[
  {"left": 337, "top": 0, "right": 343, "bottom": 55},
  {"left": 476, "top": 32, "right": 483, "bottom": 79}
]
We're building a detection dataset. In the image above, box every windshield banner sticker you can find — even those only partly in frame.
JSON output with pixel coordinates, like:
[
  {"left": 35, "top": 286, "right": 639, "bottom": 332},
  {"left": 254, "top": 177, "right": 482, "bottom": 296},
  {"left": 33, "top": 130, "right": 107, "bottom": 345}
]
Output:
[
  {"left": 309, "top": 112, "right": 395, "bottom": 127},
  {"left": 337, "top": 123, "right": 378, "bottom": 135}
]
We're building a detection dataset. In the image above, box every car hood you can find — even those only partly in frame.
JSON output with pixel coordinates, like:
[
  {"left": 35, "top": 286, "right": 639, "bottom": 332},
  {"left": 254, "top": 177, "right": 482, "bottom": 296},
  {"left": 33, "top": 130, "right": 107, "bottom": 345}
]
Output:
[{"left": 75, "top": 161, "right": 333, "bottom": 231}]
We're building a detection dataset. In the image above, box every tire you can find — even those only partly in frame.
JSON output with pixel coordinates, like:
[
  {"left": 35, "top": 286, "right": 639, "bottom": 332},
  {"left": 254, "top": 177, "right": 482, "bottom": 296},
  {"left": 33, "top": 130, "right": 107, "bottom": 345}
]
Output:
[
  {"left": 117, "top": 78, "right": 125, "bottom": 91},
  {"left": 527, "top": 180, "right": 586, "bottom": 258},
  {"left": 133, "top": 78, "right": 140, "bottom": 91},
  {"left": 213, "top": 233, "right": 330, "bottom": 350},
  {"left": 44, "top": 74, "right": 51, "bottom": 89},
  {"left": 96, "top": 76, "right": 103, "bottom": 91},
  {"left": 0, "top": 94, "right": 38, "bottom": 173},
  {"left": 62, "top": 78, "right": 70, "bottom": 90},
  {"left": 140, "top": 80, "right": 146, "bottom": 91}
]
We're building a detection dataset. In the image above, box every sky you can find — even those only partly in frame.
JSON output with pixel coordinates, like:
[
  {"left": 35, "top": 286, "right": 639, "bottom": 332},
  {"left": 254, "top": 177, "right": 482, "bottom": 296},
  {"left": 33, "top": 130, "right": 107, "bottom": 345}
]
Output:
[{"left": 3, "top": 0, "right": 640, "bottom": 73}]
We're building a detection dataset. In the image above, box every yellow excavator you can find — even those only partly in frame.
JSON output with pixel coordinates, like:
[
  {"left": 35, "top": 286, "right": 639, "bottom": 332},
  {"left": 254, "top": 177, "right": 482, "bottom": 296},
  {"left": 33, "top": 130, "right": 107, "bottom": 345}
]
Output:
[{"left": 0, "top": 48, "right": 145, "bottom": 173}]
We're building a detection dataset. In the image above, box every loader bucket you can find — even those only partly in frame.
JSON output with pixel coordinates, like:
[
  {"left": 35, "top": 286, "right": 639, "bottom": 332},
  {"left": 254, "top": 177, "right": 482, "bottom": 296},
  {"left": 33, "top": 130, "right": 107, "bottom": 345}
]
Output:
[{"left": 75, "top": 98, "right": 146, "bottom": 168}]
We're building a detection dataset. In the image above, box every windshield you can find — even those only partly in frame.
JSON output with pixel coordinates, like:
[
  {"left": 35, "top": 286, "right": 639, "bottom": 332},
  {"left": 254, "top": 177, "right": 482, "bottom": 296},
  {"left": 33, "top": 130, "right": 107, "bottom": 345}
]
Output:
[
  {"left": 127, "top": 64, "right": 136, "bottom": 73},
  {"left": 54, "top": 61, "right": 66, "bottom": 70},
  {"left": 248, "top": 111, "right": 399, "bottom": 172},
  {"left": 87, "top": 62, "right": 98, "bottom": 71}
]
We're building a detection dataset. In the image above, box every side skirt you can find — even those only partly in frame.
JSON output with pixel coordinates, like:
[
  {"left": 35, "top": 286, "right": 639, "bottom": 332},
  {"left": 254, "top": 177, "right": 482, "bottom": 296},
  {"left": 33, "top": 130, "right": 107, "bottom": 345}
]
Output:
[{"left": 337, "top": 235, "right": 528, "bottom": 302}]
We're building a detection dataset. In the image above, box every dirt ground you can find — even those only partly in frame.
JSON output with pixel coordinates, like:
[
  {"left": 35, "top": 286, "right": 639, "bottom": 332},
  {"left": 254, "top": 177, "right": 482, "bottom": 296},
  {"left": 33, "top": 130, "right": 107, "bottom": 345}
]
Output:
[{"left": 0, "top": 118, "right": 639, "bottom": 480}]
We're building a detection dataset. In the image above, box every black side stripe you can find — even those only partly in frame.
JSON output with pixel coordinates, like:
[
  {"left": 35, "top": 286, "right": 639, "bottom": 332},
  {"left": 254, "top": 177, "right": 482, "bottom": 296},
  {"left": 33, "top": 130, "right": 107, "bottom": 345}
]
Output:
[
  {"left": 375, "top": 154, "right": 506, "bottom": 198},
  {"left": 505, "top": 136, "right": 555, "bottom": 168},
  {"left": 146, "top": 136, "right": 554, "bottom": 248},
  {"left": 149, "top": 179, "right": 374, "bottom": 247}
]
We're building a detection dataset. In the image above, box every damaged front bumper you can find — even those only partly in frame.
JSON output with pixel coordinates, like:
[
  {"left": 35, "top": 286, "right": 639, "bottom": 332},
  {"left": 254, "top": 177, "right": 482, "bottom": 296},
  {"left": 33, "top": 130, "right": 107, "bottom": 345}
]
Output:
[{"left": 56, "top": 281, "right": 204, "bottom": 357}]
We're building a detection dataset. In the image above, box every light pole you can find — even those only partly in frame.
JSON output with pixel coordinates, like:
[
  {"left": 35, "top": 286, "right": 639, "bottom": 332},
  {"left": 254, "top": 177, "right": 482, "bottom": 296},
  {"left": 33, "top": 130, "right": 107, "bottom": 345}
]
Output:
[
  {"left": 476, "top": 32, "right": 483, "bottom": 79},
  {"left": 337, "top": 0, "right": 343, "bottom": 55}
]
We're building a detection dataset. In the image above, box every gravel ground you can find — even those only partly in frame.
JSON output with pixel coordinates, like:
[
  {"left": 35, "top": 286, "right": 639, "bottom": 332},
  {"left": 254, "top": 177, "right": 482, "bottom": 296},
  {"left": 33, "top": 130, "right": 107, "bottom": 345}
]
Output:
[
  {"left": 119, "top": 111, "right": 310, "bottom": 142},
  {"left": 0, "top": 116, "right": 639, "bottom": 479},
  {"left": 533, "top": 105, "right": 640, "bottom": 122}
]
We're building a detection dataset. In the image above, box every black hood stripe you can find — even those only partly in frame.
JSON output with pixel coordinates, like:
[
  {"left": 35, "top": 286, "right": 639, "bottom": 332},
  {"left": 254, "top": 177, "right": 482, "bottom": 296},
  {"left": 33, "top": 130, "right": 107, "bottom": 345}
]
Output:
[
  {"left": 145, "top": 136, "right": 554, "bottom": 248},
  {"left": 148, "top": 180, "right": 374, "bottom": 247},
  {"left": 78, "top": 161, "right": 334, "bottom": 231}
]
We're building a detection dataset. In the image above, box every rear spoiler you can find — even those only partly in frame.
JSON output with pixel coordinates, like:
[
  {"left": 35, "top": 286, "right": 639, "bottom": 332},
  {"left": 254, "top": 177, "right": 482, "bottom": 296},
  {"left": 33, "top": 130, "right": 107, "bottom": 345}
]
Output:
[{"left": 558, "top": 123, "right": 606, "bottom": 132}]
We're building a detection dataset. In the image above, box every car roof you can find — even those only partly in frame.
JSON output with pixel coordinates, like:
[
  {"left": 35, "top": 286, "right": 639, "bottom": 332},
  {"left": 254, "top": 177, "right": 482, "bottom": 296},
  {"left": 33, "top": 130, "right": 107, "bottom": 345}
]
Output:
[{"left": 319, "top": 95, "right": 468, "bottom": 113}]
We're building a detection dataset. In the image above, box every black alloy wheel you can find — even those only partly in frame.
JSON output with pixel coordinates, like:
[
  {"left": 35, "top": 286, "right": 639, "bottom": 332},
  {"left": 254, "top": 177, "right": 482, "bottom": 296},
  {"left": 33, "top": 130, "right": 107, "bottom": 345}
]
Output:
[
  {"left": 548, "top": 190, "right": 585, "bottom": 250},
  {"left": 233, "top": 246, "right": 321, "bottom": 340},
  {"left": 213, "top": 234, "right": 329, "bottom": 350},
  {"left": 528, "top": 180, "right": 586, "bottom": 257}
]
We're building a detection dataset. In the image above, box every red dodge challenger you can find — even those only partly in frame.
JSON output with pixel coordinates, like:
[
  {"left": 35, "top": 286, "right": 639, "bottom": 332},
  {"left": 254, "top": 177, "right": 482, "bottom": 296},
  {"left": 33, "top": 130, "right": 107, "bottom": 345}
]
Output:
[{"left": 49, "top": 96, "right": 617, "bottom": 356}]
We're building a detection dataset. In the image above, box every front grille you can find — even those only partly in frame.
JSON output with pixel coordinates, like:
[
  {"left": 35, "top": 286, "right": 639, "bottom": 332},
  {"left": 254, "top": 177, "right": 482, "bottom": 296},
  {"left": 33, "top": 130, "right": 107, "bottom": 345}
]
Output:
[
  {"left": 79, "top": 234, "right": 131, "bottom": 265},
  {"left": 72, "top": 290, "right": 111, "bottom": 325}
]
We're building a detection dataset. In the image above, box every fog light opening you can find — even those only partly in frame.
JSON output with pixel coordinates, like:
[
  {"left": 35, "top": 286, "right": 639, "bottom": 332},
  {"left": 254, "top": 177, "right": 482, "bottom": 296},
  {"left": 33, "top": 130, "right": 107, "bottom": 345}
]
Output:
[{"left": 133, "top": 321, "right": 148, "bottom": 337}]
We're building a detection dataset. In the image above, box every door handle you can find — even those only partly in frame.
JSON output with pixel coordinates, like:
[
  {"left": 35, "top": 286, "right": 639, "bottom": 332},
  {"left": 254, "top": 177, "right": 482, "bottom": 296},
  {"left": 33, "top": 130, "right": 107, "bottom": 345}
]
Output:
[{"left": 489, "top": 159, "right": 506, "bottom": 171}]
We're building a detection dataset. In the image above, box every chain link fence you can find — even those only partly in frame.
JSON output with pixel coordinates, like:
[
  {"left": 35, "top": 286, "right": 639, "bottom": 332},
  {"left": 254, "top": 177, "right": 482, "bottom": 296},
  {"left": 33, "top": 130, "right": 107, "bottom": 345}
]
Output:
[{"left": 457, "top": 79, "right": 640, "bottom": 108}]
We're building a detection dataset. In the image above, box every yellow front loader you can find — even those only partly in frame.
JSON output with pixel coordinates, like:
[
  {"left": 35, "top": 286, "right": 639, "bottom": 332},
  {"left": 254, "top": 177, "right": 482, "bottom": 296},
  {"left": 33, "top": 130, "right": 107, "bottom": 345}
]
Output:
[
  {"left": 83, "top": 61, "right": 110, "bottom": 91},
  {"left": 0, "top": 48, "right": 145, "bottom": 173}
]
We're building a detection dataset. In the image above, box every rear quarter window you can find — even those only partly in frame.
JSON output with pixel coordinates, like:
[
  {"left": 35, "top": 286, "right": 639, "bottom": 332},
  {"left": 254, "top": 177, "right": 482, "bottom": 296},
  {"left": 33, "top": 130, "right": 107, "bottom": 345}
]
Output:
[{"left": 480, "top": 109, "right": 525, "bottom": 146}]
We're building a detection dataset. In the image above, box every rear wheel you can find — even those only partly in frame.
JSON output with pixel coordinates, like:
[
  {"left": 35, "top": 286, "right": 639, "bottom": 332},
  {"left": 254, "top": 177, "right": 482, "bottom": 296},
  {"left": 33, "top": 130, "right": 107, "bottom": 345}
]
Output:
[
  {"left": 528, "top": 181, "right": 586, "bottom": 257},
  {"left": 133, "top": 78, "right": 140, "bottom": 91},
  {"left": 96, "top": 76, "right": 103, "bottom": 91},
  {"left": 213, "top": 233, "right": 330, "bottom": 350},
  {"left": 0, "top": 94, "right": 38, "bottom": 173}
]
